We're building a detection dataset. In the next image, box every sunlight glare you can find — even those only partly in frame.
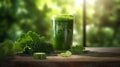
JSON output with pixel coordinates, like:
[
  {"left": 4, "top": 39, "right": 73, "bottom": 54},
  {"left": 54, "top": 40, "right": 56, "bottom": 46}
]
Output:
[
  {"left": 75, "top": 0, "right": 96, "bottom": 8},
  {"left": 75, "top": 0, "right": 83, "bottom": 8},
  {"left": 87, "top": 0, "right": 96, "bottom": 5}
]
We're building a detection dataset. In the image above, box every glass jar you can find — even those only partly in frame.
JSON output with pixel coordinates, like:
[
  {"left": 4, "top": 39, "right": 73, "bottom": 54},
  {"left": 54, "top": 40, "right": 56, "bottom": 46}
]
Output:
[{"left": 52, "top": 15, "right": 74, "bottom": 50}]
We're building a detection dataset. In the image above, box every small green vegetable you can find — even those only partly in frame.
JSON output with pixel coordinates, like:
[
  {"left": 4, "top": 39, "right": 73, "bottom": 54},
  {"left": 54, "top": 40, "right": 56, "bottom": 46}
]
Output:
[
  {"left": 60, "top": 51, "right": 72, "bottom": 57},
  {"left": 33, "top": 52, "right": 46, "bottom": 60}
]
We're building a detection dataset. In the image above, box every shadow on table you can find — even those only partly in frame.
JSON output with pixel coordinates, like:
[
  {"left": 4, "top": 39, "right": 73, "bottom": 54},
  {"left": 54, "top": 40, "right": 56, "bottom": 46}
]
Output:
[{"left": 80, "top": 51, "right": 120, "bottom": 57}]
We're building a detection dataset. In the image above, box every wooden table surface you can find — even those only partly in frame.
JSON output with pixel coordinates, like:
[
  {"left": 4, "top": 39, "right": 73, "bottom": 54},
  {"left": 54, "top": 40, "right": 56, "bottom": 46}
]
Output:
[
  {"left": 1, "top": 47, "right": 120, "bottom": 67},
  {"left": 13, "top": 47, "right": 120, "bottom": 62},
  {"left": 13, "top": 55, "right": 120, "bottom": 62},
  {"left": 7, "top": 55, "right": 119, "bottom": 67}
]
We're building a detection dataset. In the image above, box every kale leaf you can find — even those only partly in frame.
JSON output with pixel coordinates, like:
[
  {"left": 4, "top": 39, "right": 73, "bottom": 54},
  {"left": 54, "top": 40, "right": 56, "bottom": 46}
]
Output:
[{"left": 14, "top": 31, "right": 54, "bottom": 55}]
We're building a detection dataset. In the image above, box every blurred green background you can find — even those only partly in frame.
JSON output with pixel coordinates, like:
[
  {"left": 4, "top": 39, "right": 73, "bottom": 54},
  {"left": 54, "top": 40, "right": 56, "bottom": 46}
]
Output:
[{"left": 0, "top": 0, "right": 120, "bottom": 47}]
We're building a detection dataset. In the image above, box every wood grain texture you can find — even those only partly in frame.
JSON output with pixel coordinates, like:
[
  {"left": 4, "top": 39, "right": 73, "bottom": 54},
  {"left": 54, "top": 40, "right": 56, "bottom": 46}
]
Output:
[{"left": 1, "top": 47, "right": 120, "bottom": 67}]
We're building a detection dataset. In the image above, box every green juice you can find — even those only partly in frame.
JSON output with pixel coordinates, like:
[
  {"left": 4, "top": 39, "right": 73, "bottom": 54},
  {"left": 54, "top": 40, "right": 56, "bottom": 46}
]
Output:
[{"left": 53, "top": 15, "right": 74, "bottom": 50}]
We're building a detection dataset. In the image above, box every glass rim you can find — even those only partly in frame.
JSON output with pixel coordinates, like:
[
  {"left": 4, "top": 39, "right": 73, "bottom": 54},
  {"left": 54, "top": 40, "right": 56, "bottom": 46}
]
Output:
[{"left": 52, "top": 14, "right": 74, "bottom": 22}]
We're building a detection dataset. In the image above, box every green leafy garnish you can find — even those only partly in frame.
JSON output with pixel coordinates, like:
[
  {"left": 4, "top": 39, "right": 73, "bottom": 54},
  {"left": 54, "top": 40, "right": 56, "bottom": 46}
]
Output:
[
  {"left": 60, "top": 51, "right": 72, "bottom": 57},
  {"left": 69, "top": 45, "right": 84, "bottom": 54},
  {"left": 0, "top": 40, "right": 14, "bottom": 59},
  {"left": 14, "top": 31, "right": 54, "bottom": 55}
]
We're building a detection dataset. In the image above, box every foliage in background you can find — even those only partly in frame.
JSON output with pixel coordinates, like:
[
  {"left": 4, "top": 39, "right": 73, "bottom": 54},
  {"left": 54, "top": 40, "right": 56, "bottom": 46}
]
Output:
[
  {"left": 86, "top": 0, "right": 120, "bottom": 47},
  {"left": 0, "top": 0, "right": 120, "bottom": 47},
  {"left": 14, "top": 31, "right": 54, "bottom": 55}
]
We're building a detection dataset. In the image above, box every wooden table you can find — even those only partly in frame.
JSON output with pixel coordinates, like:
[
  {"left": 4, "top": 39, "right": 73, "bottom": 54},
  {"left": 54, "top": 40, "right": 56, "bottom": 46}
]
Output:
[{"left": 1, "top": 47, "right": 120, "bottom": 67}]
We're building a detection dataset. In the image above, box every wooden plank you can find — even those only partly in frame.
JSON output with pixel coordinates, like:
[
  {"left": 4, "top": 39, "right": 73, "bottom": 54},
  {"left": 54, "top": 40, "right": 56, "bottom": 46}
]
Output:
[
  {"left": 11, "top": 47, "right": 120, "bottom": 62},
  {"left": 85, "top": 47, "right": 120, "bottom": 53},
  {"left": 12, "top": 55, "right": 120, "bottom": 62},
  {"left": 1, "top": 47, "right": 120, "bottom": 67}
]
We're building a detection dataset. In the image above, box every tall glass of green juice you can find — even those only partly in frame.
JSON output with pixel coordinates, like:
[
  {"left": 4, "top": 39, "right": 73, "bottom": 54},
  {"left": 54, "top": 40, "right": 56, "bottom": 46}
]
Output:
[{"left": 52, "top": 15, "right": 74, "bottom": 51}]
